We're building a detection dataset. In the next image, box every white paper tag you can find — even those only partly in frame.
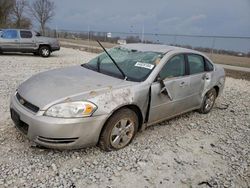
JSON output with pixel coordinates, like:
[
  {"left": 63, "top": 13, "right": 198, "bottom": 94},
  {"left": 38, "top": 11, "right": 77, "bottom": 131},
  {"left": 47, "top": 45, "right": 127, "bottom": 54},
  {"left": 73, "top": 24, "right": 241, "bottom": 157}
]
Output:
[{"left": 135, "top": 62, "right": 154, "bottom": 70}]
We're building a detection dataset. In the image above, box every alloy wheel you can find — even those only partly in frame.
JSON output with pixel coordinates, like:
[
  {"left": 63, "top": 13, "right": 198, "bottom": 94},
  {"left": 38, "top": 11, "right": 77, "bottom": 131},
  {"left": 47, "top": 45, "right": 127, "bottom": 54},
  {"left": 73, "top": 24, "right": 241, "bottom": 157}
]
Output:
[
  {"left": 110, "top": 118, "right": 135, "bottom": 149},
  {"left": 204, "top": 92, "right": 215, "bottom": 111}
]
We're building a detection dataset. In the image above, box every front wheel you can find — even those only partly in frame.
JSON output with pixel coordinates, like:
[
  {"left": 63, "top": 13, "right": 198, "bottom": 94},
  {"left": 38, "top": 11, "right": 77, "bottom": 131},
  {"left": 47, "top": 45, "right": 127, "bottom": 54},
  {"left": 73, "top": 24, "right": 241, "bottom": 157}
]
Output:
[
  {"left": 39, "top": 46, "right": 51, "bottom": 57},
  {"left": 198, "top": 88, "right": 217, "bottom": 114},
  {"left": 99, "top": 108, "right": 138, "bottom": 151}
]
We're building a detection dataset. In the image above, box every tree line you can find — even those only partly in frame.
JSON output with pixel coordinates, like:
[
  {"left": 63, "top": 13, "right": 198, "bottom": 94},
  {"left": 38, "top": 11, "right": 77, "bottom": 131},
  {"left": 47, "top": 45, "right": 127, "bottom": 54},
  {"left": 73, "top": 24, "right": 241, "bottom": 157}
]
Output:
[{"left": 0, "top": 0, "right": 55, "bottom": 34}]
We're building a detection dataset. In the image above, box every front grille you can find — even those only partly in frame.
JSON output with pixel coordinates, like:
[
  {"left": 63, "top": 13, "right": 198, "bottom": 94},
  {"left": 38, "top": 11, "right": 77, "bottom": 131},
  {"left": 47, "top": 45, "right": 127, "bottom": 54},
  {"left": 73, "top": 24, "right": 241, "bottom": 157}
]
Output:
[
  {"left": 16, "top": 92, "right": 39, "bottom": 113},
  {"left": 37, "top": 136, "right": 78, "bottom": 144},
  {"left": 16, "top": 120, "right": 29, "bottom": 135},
  {"left": 10, "top": 109, "right": 29, "bottom": 135}
]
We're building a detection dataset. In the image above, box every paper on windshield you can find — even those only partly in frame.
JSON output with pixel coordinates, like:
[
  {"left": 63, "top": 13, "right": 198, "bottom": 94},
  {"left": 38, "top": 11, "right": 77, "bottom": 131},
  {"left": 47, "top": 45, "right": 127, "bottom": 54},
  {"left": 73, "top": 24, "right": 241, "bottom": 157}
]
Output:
[{"left": 135, "top": 62, "right": 154, "bottom": 70}]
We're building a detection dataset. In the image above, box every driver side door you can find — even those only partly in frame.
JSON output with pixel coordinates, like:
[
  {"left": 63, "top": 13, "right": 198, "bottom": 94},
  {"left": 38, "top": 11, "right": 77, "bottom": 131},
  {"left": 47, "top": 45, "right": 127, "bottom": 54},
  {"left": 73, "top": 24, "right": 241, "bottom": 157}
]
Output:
[
  {"left": 19, "top": 30, "right": 36, "bottom": 52},
  {"left": 148, "top": 54, "right": 193, "bottom": 124}
]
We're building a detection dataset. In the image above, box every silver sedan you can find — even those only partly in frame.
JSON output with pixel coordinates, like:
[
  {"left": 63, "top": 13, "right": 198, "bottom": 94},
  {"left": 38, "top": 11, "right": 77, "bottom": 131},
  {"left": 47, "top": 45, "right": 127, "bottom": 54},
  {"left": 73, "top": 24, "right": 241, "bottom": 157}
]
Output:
[{"left": 10, "top": 43, "right": 225, "bottom": 151}]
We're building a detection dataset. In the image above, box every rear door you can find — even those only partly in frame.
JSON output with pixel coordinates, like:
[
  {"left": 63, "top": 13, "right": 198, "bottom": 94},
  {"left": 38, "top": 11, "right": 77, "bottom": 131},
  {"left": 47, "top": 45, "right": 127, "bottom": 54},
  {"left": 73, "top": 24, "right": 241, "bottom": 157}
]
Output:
[
  {"left": 186, "top": 53, "right": 209, "bottom": 108},
  {"left": 148, "top": 54, "right": 192, "bottom": 124},
  {"left": 0, "top": 29, "right": 20, "bottom": 52},
  {"left": 19, "top": 30, "right": 36, "bottom": 52}
]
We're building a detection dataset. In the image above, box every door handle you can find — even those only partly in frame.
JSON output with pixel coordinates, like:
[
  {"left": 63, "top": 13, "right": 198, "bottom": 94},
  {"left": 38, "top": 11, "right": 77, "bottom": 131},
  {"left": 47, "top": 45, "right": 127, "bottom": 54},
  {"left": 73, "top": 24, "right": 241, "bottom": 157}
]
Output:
[
  {"left": 179, "top": 81, "right": 187, "bottom": 87},
  {"left": 202, "top": 74, "right": 210, "bottom": 80}
]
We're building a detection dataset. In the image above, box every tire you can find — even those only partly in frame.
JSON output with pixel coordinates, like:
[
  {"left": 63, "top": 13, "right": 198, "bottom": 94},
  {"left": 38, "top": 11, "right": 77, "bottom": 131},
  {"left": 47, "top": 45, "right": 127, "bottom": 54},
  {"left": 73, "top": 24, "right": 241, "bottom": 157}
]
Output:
[
  {"left": 99, "top": 108, "right": 139, "bottom": 151},
  {"left": 198, "top": 88, "right": 217, "bottom": 114},
  {"left": 39, "top": 46, "right": 51, "bottom": 57}
]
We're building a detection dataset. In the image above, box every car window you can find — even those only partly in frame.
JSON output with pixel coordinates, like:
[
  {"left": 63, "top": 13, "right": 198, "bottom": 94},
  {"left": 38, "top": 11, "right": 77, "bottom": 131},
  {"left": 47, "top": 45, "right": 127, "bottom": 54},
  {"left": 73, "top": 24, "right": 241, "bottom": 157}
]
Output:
[
  {"left": 159, "top": 54, "right": 185, "bottom": 79},
  {"left": 84, "top": 47, "right": 163, "bottom": 82},
  {"left": 20, "top": 30, "right": 32, "bottom": 38},
  {"left": 2, "top": 30, "right": 18, "bottom": 39},
  {"left": 187, "top": 54, "right": 205, "bottom": 74},
  {"left": 205, "top": 58, "right": 214, "bottom": 71}
]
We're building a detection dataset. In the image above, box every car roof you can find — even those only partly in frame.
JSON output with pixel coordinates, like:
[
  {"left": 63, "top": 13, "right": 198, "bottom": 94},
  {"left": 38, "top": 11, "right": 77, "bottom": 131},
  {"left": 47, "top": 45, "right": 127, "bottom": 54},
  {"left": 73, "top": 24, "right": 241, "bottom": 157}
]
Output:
[
  {"left": 1, "top": 28, "right": 32, "bottom": 31},
  {"left": 121, "top": 43, "right": 200, "bottom": 54}
]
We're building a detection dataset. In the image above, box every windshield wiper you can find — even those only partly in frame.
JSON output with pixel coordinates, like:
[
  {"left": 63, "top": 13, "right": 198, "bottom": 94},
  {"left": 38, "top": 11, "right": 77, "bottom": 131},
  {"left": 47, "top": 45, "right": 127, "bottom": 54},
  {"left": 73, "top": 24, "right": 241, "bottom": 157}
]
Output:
[
  {"left": 97, "top": 57, "right": 101, "bottom": 72},
  {"left": 96, "top": 40, "right": 127, "bottom": 80}
]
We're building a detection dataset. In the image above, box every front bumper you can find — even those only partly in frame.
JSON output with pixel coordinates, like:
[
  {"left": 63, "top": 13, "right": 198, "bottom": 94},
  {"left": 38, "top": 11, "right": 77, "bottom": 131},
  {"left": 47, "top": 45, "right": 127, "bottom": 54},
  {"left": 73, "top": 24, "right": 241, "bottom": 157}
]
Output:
[
  {"left": 10, "top": 95, "right": 108, "bottom": 149},
  {"left": 51, "top": 46, "right": 60, "bottom": 52}
]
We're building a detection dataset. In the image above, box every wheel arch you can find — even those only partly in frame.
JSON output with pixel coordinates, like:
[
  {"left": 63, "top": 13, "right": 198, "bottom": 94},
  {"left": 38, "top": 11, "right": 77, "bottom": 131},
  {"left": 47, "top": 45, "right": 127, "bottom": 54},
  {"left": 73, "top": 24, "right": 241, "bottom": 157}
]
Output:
[
  {"left": 97, "top": 104, "right": 144, "bottom": 143},
  {"left": 213, "top": 85, "right": 219, "bottom": 97},
  {"left": 38, "top": 44, "right": 51, "bottom": 51}
]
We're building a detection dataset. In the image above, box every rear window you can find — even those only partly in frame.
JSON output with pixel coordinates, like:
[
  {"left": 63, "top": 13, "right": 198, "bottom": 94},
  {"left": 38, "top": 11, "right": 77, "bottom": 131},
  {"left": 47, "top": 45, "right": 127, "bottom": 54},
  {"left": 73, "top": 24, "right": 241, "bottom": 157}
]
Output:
[{"left": 20, "top": 30, "right": 32, "bottom": 38}]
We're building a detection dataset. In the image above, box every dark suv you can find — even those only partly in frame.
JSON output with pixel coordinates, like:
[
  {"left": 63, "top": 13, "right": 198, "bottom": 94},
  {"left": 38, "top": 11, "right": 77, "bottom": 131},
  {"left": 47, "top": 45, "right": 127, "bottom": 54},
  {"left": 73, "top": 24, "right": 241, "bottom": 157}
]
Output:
[{"left": 0, "top": 29, "right": 60, "bottom": 57}]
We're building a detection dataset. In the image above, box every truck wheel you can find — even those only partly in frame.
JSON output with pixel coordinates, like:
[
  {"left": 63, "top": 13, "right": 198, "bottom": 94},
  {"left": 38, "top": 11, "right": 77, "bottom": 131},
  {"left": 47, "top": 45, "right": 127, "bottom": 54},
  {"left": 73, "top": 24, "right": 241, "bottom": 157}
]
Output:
[
  {"left": 99, "top": 108, "right": 138, "bottom": 151},
  {"left": 39, "top": 46, "right": 51, "bottom": 57}
]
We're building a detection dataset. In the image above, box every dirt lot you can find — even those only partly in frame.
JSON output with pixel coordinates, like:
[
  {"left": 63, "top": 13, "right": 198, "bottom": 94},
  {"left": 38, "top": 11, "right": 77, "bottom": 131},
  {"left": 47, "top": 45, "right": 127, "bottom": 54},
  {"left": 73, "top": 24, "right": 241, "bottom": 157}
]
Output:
[
  {"left": 0, "top": 48, "right": 249, "bottom": 187},
  {"left": 205, "top": 53, "right": 250, "bottom": 68}
]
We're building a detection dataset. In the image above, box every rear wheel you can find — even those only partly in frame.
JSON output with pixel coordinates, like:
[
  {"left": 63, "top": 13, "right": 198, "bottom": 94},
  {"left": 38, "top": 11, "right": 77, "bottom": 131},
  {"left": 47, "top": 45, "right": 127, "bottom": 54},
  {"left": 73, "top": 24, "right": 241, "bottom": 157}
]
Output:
[
  {"left": 198, "top": 88, "right": 217, "bottom": 114},
  {"left": 39, "top": 46, "right": 51, "bottom": 57},
  {"left": 99, "top": 108, "right": 138, "bottom": 151}
]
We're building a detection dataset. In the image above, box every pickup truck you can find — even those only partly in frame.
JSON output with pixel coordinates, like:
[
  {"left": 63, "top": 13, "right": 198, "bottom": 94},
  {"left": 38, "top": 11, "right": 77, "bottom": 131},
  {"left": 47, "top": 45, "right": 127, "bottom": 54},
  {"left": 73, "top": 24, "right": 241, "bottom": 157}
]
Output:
[{"left": 0, "top": 29, "right": 60, "bottom": 57}]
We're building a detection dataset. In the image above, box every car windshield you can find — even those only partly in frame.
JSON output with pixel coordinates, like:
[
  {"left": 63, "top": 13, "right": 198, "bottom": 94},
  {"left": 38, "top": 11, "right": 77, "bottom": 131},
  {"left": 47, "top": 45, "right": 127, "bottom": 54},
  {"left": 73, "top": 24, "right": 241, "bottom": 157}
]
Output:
[{"left": 82, "top": 47, "right": 163, "bottom": 82}]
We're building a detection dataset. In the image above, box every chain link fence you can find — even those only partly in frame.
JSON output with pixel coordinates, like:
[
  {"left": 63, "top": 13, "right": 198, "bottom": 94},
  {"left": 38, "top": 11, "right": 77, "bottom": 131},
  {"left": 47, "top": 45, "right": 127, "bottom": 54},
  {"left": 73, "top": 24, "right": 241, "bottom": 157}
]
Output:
[{"left": 44, "top": 28, "right": 250, "bottom": 67}]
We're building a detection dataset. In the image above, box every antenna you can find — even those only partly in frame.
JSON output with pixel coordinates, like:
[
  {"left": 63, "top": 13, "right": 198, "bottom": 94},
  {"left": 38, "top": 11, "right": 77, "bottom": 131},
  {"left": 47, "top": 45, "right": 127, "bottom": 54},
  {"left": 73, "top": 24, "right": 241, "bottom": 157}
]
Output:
[{"left": 141, "top": 23, "right": 144, "bottom": 43}]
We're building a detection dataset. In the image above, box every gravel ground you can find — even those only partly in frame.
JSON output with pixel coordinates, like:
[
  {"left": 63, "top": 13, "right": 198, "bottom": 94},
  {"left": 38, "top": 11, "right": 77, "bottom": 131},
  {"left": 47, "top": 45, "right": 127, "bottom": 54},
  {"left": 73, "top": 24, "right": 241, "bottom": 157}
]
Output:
[{"left": 0, "top": 48, "right": 249, "bottom": 188}]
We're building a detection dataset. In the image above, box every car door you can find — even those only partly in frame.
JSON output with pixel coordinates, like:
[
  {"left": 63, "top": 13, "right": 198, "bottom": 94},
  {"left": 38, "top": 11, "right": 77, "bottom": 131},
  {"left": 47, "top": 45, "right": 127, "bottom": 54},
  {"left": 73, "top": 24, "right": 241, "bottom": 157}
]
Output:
[
  {"left": 148, "top": 54, "right": 193, "bottom": 124},
  {"left": 19, "top": 30, "right": 36, "bottom": 52},
  {"left": 0, "top": 29, "right": 20, "bottom": 52},
  {"left": 186, "top": 53, "right": 209, "bottom": 108}
]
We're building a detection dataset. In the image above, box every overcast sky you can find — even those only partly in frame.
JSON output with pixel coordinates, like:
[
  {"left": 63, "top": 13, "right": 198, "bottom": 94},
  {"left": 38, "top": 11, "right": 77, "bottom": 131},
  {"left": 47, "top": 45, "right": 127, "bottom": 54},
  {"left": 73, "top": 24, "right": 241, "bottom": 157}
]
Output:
[{"left": 51, "top": 0, "right": 250, "bottom": 36}]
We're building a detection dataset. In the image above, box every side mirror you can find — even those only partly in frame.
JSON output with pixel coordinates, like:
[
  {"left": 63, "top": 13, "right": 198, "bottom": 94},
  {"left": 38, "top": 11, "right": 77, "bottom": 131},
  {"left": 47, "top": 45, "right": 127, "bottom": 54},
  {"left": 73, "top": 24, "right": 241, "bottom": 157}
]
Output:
[
  {"left": 202, "top": 73, "right": 210, "bottom": 81},
  {"left": 157, "top": 76, "right": 168, "bottom": 95},
  {"left": 157, "top": 76, "right": 173, "bottom": 100}
]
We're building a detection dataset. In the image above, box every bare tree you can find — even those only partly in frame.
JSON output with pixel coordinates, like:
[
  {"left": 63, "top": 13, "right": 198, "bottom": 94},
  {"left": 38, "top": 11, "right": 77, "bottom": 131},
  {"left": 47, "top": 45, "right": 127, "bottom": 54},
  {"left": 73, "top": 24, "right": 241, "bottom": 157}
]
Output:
[
  {"left": 11, "top": 0, "right": 31, "bottom": 28},
  {"left": 29, "top": 0, "right": 55, "bottom": 35},
  {"left": 0, "top": 0, "right": 15, "bottom": 27}
]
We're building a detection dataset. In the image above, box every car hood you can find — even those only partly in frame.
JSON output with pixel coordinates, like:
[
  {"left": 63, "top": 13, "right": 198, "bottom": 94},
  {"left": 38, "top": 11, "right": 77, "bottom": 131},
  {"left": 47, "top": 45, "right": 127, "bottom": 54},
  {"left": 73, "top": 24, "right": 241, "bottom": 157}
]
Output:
[{"left": 17, "top": 66, "right": 134, "bottom": 110}]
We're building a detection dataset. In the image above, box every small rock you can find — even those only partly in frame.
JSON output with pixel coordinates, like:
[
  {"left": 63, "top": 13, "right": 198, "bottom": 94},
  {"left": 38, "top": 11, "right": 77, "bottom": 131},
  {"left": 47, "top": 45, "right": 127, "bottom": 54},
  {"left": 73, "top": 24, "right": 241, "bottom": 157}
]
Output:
[{"left": 51, "top": 163, "right": 57, "bottom": 171}]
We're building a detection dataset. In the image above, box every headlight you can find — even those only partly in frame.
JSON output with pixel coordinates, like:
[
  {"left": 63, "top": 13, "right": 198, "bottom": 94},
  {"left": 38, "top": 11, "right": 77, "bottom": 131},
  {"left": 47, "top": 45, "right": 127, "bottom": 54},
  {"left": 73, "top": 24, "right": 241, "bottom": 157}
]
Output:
[{"left": 44, "top": 101, "right": 97, "bottom": 118}]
